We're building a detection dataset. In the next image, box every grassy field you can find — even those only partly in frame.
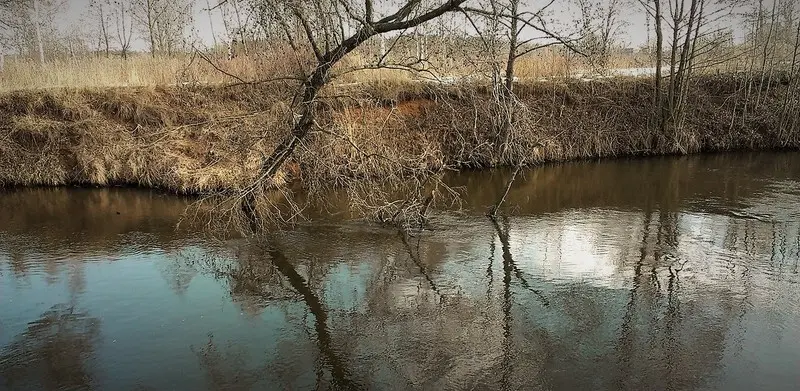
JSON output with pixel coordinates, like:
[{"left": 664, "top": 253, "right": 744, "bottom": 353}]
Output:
[{"left": 0, "top": 49, "right": 653, "bottom": 92}]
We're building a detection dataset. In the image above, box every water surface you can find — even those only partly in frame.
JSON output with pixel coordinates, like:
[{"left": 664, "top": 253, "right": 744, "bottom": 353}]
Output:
[{"left": 1, "top": 152, "right": 799, "bottom": 390}]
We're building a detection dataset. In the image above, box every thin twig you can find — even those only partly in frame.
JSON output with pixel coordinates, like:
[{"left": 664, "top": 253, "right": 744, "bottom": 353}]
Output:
[{"left": 489, "top": 163, "right": 522, "bottom": 217}]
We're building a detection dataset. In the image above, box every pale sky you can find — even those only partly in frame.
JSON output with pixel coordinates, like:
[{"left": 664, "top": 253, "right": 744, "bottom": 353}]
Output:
[{"left": 53, "top": 0, "right": 728, "bottom": 53}]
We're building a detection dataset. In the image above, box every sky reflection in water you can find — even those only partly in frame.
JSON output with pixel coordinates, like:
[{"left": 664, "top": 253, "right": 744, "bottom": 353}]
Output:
[{"left": 1, "top": 152, "right": 799, "bottom": 390}]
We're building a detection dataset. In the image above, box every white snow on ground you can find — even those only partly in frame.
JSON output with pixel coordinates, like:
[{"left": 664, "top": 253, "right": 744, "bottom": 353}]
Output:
[{"left": 383, "top": 66, "right": 672, "bottom": 86}]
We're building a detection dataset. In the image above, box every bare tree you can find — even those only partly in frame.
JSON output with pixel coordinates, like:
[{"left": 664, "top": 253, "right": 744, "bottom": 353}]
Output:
[
  {"left": 88, "top": 0, "right": 112, "bottom": 57},
  {"left": 205, "top": 0, "right": 219, "bottom": 49},
  {"left": 31, "top": 0, "right": 45, "bottom": 64},
  {"left": 239, "top": 0, "right": 470, "bottom": 222},
  {"left": 220, "top": 0, "right": 255, "bottom": 57},
  {"left": 779, "top": 4, "right": 800, "bottom": 137},
  {"left": 0, "top": 0, "right": 42, "bottom": 63},
  {"left": 0, "top": 0, "right": 11, "bottom": 71},
  {"left": 113, "top": 0, "right": 135, "bottom": 59},
  {"left": 576, "top": 0, "right": 628, "bottom": 72},
  {"left": 737, "top": 0, "right": 800, "bottom": 138},
  {"left": 461, "top": 0, "right": 582, "bottom": 160},
  {"left": 639, "top": 0, "right": 666, "bottom": 134},
  {"left": 466, "top": 0, "right": 581, "bottom": 91},
  {"left": 636, "top": 0, "right": 736, "bottom": 147},
  {"left": 132, "top": 0, "right": 192, "bottom": 56},
  {"left": 0, "top": 0, "right": 63, "bottom": 64}
]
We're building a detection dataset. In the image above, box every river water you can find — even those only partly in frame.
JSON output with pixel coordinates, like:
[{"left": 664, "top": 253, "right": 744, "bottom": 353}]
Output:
[{"left": 1, "top": 152, "right": 799, "bottom": 391}]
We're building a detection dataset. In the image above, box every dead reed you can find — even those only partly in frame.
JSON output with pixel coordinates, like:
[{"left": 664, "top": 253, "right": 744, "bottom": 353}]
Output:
[{"left": 0, "top": 49, "right": 651, "bottom": 92}]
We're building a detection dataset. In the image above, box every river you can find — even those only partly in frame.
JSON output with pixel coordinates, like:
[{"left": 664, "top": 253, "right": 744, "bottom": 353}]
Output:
[{"left": 1, "top": 152, "right": 799, "bottom": 390}]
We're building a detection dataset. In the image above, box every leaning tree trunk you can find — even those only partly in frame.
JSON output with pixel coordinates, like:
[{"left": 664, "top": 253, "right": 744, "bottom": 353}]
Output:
[
  {"left": 252, "top": 0, "right": 467, "bottom": 188},
  {"left": 242, "top": 0, "right": 468, "bottom": 221}
]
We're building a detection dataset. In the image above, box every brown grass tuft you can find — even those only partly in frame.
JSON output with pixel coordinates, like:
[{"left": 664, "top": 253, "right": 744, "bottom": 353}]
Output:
[{"left": 1, "top": 76, "right": 798, "bottom": 196}]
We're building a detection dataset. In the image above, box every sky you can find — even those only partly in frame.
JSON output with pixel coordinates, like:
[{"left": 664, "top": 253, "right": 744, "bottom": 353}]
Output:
[{"left": 51, "top": 0, "right": 696, "bottom": 53}]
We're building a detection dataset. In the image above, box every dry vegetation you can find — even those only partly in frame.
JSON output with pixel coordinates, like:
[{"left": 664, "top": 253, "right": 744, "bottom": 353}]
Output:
[
  {"left": 0, "top": 49, "right": 651, "bottom": 92},
  {"left": 3, "top": 0, "right": 800, "bottom": 229},
  {"left": 0, "top": 54, "right": 281, "bottom": 91},
  {"left": 1, "top": 75, "right": 797, "bottom": 195}
]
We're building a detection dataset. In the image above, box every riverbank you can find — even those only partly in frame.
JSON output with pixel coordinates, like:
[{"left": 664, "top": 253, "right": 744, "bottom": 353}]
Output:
[{"left": 1, "top": 76, "right": 797, "bottom": 193}]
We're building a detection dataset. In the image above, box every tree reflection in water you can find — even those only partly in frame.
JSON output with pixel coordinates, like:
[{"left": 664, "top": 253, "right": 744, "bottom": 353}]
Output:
[
  {"left": 188, "top": 204, "right": 800, "bottom": 390},
  {"left": 192, "top": 334, "right": 265, "bottom": 391},
  {"left": 1, "top": 153, "right": 799, "bottom": 390},
  {"left": 192, "top": 242, "right": 363, "bottom": 390},
  {"left": 0, "top": 304, "right": 101, "bottom": 391}
]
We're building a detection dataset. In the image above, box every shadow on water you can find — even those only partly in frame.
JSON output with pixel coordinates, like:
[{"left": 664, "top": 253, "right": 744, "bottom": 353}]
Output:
[{"left": 1, "top": 152, "right": 800, "bottom": 390}]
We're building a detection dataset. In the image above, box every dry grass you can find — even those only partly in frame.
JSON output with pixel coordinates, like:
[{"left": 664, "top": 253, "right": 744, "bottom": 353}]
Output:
[
  {"left": 0, "top": 51, "right": 306, "bottom": 92},
  {"left": 0, "top": 54, "right": 431, "bottom": 92},
  {"left": 0, "top": 48, "right": 659, "bottom": 92},
  {"left": 0, "top": 76, "right": 798, "bottom": 197},
  {"left": 2, "top": 48, "right": 795, "bottom": 231},
  {"left": 0, "top": 84, "right": 294, "bottom": 192}
]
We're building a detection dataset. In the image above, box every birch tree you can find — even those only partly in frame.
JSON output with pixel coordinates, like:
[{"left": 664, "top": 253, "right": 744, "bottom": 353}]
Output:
[
  {"left": 132, "top": 0, "right": 192, "bottom": 56},
  {"left": 0, "top": 0, "right": 62, "bottom": 64},
  {"left": 88, "top": 0, "right": 113, "bottom": 57},
  {"left": 113, "top": 0, "right": 135, "bottom": 59},
  {"left": 31, "top": 0, "right": 44, "bottom": 64}
]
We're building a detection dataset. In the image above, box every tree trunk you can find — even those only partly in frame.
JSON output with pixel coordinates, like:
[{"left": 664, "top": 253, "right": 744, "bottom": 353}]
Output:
[
  {"left": 32, "top": 0, "right": 45, "bottom": 65},
  {"left": 504, "top": 2, "right": 518, "bottom": 95},
  {"left": 243, "top": 0, "right": 468, "bottom": 222},
  {"left": 742, "top": 1, "right": 764, "bottom": 125},
  {"left": 120, "top": 1, "right": 131, "bottom": 60},
  {"left": 147, "top": 0, "right": 157, "bottom": 57},
  {"left": 677, "top": 0, "right": 704, "bottom": 129},
  {"left": 672, "top": 0, "right": 700, "bottom": 143},
  {"left": 761, "top": 0, "right": 780, "bottom": 106},
  {"left": 675, "top": 0, "right": 699, "bottom": 97},
  {"left": 100, "top": 6, "right": 110, "bottom": 57},
  {"left": 756, "top": 0, "right": 778, "bottom": 108},
  {"left": 205, "top": 0, "right": 218, "bottom": 49},
  {"left": 249, "top": 36, "right": 370, "bottom": 199},
  {"left": 646, "top": 7, "right": 651, "bottom": 49},
  {"left": 779, "top": 18, "right": 800, "bottom": 139},
  {"left": 498, "top": 0, "right": 520, "bottom": 154},
  {"left": 654, "top": 0, "right": 664, "bottom": 134},
  {"left": 666, "top": 0, "right": 683, "bottom": 122}
]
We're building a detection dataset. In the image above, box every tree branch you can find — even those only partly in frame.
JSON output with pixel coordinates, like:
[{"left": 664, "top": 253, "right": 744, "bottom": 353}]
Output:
[
  {"left": 365, "top": 0, "right": 373, "bottom": 23},
  {"left": 290, "top": 5, "right": 324, "bottom": 61}
]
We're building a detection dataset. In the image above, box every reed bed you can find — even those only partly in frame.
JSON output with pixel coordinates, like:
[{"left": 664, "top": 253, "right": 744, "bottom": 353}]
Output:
[{"left": 0, "top": 49, "right": 653, "bottom": 92}]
